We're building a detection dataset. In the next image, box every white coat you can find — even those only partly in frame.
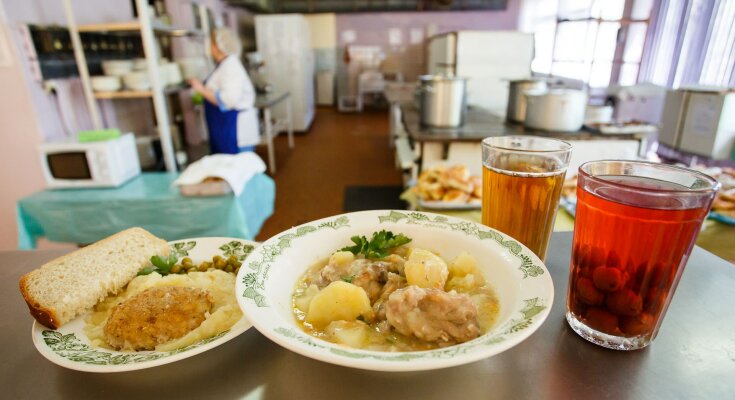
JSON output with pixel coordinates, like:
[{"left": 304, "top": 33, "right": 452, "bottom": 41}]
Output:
[{"left": 204, "top": 55, "right": 260, "bottom": 148}]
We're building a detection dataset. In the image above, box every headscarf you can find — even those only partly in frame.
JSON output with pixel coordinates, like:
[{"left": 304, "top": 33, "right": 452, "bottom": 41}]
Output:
[{"left": 211, "top": 27, "right": 242, "bottom": 57}]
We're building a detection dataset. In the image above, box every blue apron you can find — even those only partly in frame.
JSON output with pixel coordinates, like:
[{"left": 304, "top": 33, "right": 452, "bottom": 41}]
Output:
[
  {"left": 204, "top": 100, "right": 241, "bottom": 154},
  {"left": 204, "top": 62, "right": 255, "bottom": 154}
]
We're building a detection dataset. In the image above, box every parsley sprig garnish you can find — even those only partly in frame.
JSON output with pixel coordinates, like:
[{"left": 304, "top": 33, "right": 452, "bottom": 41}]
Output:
[
  {"left": 138, "top": 254, "right": 178, "bottom": 276},
  {"left": 341, "top": 230, "right": 411, "bottom": 259}
]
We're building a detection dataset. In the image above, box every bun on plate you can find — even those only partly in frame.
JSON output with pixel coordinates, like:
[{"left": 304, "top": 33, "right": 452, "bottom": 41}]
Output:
[
  {"left": 19, "top": 227, "right": 169, "bottom": 329},
  {"left": 719, "top": 188, "right": 735, "bottom": 202},
  {"left": 443, "top": 189, "right": 469, "bottom": 203},
  {"left": 416, "top": 164, "right": 482, "bottom": 204},
  {"left": 471, "top": 176, "right": 482, "bottom": 198},
  {"left": 440, "top": 165, "right": 472, "bottom": 193}
]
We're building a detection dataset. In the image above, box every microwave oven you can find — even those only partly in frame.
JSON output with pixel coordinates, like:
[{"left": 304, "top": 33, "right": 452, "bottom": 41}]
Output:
[{"left": 39, "top": 133, "right": 141, "bottom": 188}]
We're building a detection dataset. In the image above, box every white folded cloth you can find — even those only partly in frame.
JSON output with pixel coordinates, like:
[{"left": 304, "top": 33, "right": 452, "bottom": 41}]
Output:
[{"left": 172, "top": 153, "right": 266, "bottom": 197}]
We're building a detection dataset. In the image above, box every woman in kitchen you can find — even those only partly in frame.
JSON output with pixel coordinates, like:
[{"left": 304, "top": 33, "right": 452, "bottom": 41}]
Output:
[{"left": 189, "top": 28, "right": 259, "bottom": 154}]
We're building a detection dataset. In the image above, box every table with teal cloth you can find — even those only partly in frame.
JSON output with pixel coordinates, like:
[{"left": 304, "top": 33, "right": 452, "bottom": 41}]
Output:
[{"left": 16, "top": 173, "right": 275, "bottom": 249}]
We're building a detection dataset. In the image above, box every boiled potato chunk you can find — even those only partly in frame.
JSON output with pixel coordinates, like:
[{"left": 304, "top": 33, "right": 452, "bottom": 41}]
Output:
[
  {"left": 294, "top": 284, "right": 320, "bottom": 313},
  {"left": 471, "top": 292, "right": 500, "bottom": 331},
  {"left": 404, "top": 248, "right": 448, "bottom": 289},
  {"left": 329, "top": 251, "right": 355, "bottom": 268},
  {"left": 305, "top": 281, "right": 373, "bottom": 328},
  {"left": 325, "top": 320, "right": 372, "bottom": 348},
  {"left": 448, "top": 252, "right": 485, "bottom": 285},
  {"left": 445, "top": 274, "right": 481, "bottom": 293}
]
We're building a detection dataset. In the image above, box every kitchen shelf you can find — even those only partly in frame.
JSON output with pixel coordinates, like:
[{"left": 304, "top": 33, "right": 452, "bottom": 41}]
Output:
[
  {"left": 93, "top": 89, "right": 152, "bottom": 99},
  {"left": 77, "top": 21, "right": 204, "bottom": 37},
  {"left": 63, "top": 0, "right": 212, "bottom": 173},
  {"left": 93, "top": 83, "right": 190, "bottom": 99}
]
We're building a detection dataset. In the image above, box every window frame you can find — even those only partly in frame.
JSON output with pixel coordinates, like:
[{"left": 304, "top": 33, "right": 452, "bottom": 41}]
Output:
[{"left": 543, "top": 0, "right": 651, "bottom": 88}]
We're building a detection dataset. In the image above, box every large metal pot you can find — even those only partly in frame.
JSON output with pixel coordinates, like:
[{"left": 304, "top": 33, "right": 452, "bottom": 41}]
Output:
[
  {"left": 506, "top": 79, "right": 548, "bottom": 123},
  {"left": 418, "top": 75, "right": 467, "bottom": 128},
  {"left": 524, "top": 89, "right": 588, "bottom": 132}
]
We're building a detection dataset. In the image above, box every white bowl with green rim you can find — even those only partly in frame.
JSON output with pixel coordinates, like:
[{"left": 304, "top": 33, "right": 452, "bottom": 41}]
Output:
[{"left": 236, "top": 210, "right": 553, "bottom": 371}]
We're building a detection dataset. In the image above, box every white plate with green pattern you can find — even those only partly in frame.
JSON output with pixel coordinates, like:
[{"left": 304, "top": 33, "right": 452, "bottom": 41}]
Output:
[
  {"left": 31, "top": 237, "right": 256, "bottom": 373},
  {"left": 236, "top": 210, "right": 553, "bottom": 371}
]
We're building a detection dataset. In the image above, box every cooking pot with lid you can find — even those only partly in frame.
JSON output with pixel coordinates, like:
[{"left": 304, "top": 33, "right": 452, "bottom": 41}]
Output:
[
  {"left": 524, "top": 89, "right": 588, "bottom": 132},
  {"left": 506, "top": 79, "right": 548, "bottom": 123},
  {"left": 418, "top": 75, "right": 468, "bottom": 128}
]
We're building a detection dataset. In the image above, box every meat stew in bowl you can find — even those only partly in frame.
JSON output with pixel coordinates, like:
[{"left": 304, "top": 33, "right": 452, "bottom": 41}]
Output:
[{"left": 292, "top": 231, "right": 500, "bottom": 351}]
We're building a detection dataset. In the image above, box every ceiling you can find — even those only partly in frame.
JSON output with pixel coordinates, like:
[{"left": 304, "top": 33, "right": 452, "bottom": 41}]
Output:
[{"left": 226, "top": 0, "right": 509, "bottom": 14}]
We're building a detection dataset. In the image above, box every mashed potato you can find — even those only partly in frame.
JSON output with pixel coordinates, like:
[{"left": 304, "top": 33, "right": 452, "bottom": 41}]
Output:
[{"left": 84, "top": 270, "right": 241, "bottom": 352}]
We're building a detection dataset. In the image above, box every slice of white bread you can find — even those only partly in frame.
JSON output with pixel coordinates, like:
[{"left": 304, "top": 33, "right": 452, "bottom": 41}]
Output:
[{"left": 19, "top": 227, "right": 170, "bottom": 329}]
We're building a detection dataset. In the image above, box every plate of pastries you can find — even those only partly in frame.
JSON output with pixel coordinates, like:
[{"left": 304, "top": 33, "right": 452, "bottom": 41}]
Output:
[
  {"left": 698, "top": 166, "right": 735, "bottom": 224},
  {"left": 711, "top": 189, "right": 735, "bottom": 223},
  {"left": 414, "top": 165, "right": 482, "bottom": 210}
]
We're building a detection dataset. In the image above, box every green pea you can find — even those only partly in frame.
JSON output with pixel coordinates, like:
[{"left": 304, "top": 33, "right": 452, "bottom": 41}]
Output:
[
  {"left": 224, "top": 265, "right": 233, "bottom": 273},
  {"left": 198, "top": 262, "right": 209, "bottom": 272},
  {"left": 215, "top": 259, "right": 227, "bottom": 269},
  {"left": 170, "top": 264, "right": 182, "bottom": 274},
  {"left": 182, "top": 257, "right": 193, "bottom": 265}
]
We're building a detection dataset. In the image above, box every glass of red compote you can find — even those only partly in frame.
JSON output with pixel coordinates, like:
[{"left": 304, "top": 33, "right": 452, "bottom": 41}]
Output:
[{"left": 566, "top": 160, "right": 719, "bottom": 350}]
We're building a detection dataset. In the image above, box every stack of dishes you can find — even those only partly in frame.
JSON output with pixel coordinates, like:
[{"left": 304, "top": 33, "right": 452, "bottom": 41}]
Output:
[
  {"left": 90, "top": 60, "right": 135, "bottom": 93},
  {"left": 122, "top": 71, "right": 150, "bottom": 91},
  {"left": 101, "top": 60, "right": 133, "bottom": 76},
  {"left": 177, "top": 57, "right": 207, "bottom": 80},
  {"left": 132, "top": 58, "right": 147, "bottom": 71},
  {"left": 160, "top": 61, "right": 183, "bottom": 86},
  {"left": 92, "top": 58, "right": 185, "bottom": 93},
  {"left": 90, "top": 76, "right": 121, "bottom": 92}
]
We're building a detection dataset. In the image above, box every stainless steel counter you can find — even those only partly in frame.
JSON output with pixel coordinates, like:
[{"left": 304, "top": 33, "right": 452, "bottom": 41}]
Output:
[
  {"left": 254, "top": 91, "right": 290, "bottom": 109},
  {"left": 400, "top": 103, "right": 647, "bottom": 143},
  {"left": 3, "top": 232, "right": 734, "bottom": 399},
  {"left": 253, "top": 91, "right": 293, "bottom": 173}
]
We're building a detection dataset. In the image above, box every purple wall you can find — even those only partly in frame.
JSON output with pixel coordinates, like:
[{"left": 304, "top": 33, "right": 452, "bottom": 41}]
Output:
[
  {"left": 335, "top": 1, "right": 521, "bottom": 81},
  {"left": 336, "top": 4, "right": 522, "bottom": 46}
]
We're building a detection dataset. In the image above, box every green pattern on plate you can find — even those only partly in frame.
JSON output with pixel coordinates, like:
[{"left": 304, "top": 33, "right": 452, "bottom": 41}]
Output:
[
  {"left": 219, "top": 240, "right": 255, "bottom": 261},
  {"left": 506, "top": 298, "right": 546, "bottom": 333},
  {"left": 242, "top": 216, "right": 350, "bottom": 307},
  {"left": 378, "top": 211, "right": 544, "bottom": 278},
  {"left": 170, "top": 241, "right": 197, "bottom": 259},
  {"left": 43, "top": 330, "right": 228, "bottom": 365},
  {"left": 169, "top": 239, "right": 255, "bottom": 263},
  {"left": 274, "top": 297, "right": 546, "bottom": 361}
]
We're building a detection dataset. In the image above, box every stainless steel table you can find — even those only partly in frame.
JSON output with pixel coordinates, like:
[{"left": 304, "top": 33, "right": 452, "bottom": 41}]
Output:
[
  {"left": 255, "top": 91, "right": 294, "bottom": 174},
  {"left": 398, "top": 104, "right": 654, "bottom": 184},
  {"left": 2, "top": 232, "right": 734, "bottom": 399},
  {"left": 400, "top": 103, "right": 646, "bottom": 143}
]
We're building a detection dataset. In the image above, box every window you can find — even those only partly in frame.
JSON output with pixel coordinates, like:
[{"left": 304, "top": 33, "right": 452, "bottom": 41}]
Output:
[
  {"left": 700, "top": 1, "right": 735, "bottom": 86},
  {"left": 521, "top": 0, "right": 653, "bottom": 88},
  {"left": 637, "top": 0, "right": 734, "bottom": 88}
]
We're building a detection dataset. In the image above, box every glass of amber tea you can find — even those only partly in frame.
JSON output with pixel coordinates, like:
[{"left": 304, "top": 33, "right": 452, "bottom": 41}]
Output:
[
  {"left": 566, "top": 160, "right": 719, "bottom": 350},
  {"left": 481, "top": 136, "right": 572, "bottom": 261}
]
